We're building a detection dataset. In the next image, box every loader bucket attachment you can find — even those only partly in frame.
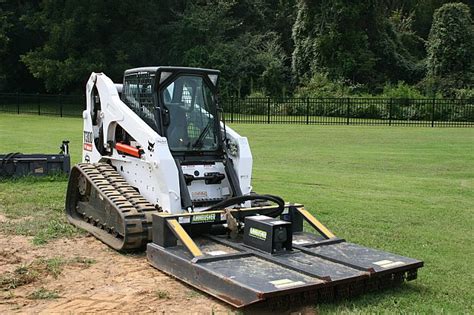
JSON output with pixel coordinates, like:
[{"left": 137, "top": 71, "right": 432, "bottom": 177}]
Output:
[{"left": 147, "top": 205, "right": 423, "bottom": 308}]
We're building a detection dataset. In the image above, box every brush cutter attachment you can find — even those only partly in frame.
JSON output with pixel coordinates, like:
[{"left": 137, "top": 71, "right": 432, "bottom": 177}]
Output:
[{"left": 147, "top": 204, "right": 423, "bottom": 308}]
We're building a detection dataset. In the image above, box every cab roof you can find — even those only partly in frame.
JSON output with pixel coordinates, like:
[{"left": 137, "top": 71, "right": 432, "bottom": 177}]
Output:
[{"left": 124, "top": 66, "right": 220, "bottom": 76}]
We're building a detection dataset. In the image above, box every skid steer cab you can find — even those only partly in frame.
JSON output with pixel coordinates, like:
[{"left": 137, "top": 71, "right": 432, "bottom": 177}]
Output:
[{"left": 81, "top": 67, "right": 252, "bottom": 215}]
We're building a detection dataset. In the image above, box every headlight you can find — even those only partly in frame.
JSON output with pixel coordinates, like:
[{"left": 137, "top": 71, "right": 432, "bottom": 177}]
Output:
[{"left": 227, "top": 141, "right": 239, "bottom": 157}]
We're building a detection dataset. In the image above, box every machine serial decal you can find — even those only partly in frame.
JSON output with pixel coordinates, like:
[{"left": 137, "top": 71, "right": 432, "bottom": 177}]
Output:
[
  {"left": 83, "top": 131, "right": 93, "bottom": 143},
  {"left": 191, "top": 191, "right": 208, "bottom": 199},
  {"left": 192, "top": 213, "right": 216, "bottom": 223},
  {"left": 83, "top": 131, "right": 93, "bottom": 151},
  {"left": 249, "top": 227, "right": 267, "bottom": 240}
]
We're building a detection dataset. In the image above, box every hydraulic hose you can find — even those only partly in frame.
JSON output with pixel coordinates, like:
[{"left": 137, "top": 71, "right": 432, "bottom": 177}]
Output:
[{"left": 203, "top": 194, "right": 285, "bottom": 218}]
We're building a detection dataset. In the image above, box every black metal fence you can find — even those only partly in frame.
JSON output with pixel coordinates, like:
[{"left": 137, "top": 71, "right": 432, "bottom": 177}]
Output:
[
  {"left": 222, "top": 97, "right": 474, "bottom": 127},
  {"left": 0, "top": 93, "right": 84, "bottom": 117},
  {"left": 0, "top": 93, "right": 473, "bottom": 127}
]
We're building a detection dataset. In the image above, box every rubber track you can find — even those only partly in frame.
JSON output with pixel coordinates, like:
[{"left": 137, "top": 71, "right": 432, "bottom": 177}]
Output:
[{"left": 65, "top": 162, "right": 159, "bottom": 251}]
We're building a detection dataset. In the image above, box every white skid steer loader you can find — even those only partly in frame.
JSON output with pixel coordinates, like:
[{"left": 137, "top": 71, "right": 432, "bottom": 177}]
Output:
[{"left": 65, "top": 67, "right": 423, "bottom": 308}]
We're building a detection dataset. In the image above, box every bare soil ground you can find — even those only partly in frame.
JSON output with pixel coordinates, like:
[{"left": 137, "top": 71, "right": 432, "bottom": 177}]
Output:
[
  {"left": 0, "top": 233, "right": 316, "bottom": 314},
  {"left": 0, "top": 233, "right": 232, "bottom": 314}
]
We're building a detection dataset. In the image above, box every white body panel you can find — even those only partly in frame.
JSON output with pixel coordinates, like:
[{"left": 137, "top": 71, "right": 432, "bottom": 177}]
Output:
[{"left": 82, "top": 72, "right": 253, "bottom": 214}]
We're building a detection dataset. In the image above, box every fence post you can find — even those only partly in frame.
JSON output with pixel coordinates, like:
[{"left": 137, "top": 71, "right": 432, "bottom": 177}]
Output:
[
  {"left": 431, "top": 98, "right": 435, "bottom": 127},
  {"left": 346, "top": 98, "right": 350, "bottom": 125},
  {"left": 16, "top": 92, "right": 20, "bottom": 114},
  {"left": 267, "top": 97, "right": 271, "bottom": 124},
  {"left": 37, "top": 93, "right": 41, "bottom": 116},
  {"left": 230, "top": 96, "right": 234, "bottom": 123},
  {"left": 306, "top": 98, "right": 310, "bottom": 125},
  {"left": 389, "top": 98, "right": 392, "bottom": 126},
  {"left": 59, "top": 94, "right": 63, "bottom": 117}
]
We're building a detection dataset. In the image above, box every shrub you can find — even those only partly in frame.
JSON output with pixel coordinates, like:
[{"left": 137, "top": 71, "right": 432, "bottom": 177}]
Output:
[
  {"left": 294, "top": 72, "right": 351, "bottom": 98},
  {"left": 454, "top": 88, "right": 474, "bottom": 101},
  {"left": 382, "top": 81, "right": 426, "bottom": 99}
]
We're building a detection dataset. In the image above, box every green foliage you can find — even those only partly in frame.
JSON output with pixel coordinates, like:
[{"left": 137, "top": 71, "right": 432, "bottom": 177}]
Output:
[
  {"left": 0, "top": 265, "right": 38, "bottom": 290},
  {"left": 292, "top": 1, "right": 424, "bottom": 89},
  {"left": 292, "top": 1, "right": 376, "bottom": 84},
  {"left": 0, "top": 9, "right": 11, "bottom": 57},
  {"left": 371, "top": 11, "right": 425, "bottom": 86},
  {"left": 41, "top": 257, "right": 65, "bottom": 278},
  {"left": 426, "top": 3, "right": 474, "bottom": 96},
  {"left": 389, "top": 9, "right": 426, "bottom": 61},
  {"left": 0, "top": 0, "right": 472, "bottom": 97},
  {"left": 33, "top": 219, "right": 78, "bottom": 245},
  {"left": 257, "top": 36, "right": 288, "bottom": 97},
  {"left": 0, "top": 9, "right": 11, "bottom": 90},
  {"left": 0, "top": 253, "right": 94, "bottom": 293},
  {"left": 294, "top": 72, "right": 352, "bottom": 98},
  {"left": 28, "top": 288, "right": 60, "bottom": 300},
  {"left": 454, "top": 88, "right": 474, "bottom": 100},
  {"left": 382, "top": 81, "right": 427, "bottom": 99},
  {"left": 0, "top": 2, "right": 45, "bottom": 93},
  {"left": 20, "top": 0, "right": 169, "bottom": 92},
  {"left": 155, "top": 290, "right": 171, "bottom": 299},
  {"left": 165, "top": 1, "right": 290, "bottom": 97}
]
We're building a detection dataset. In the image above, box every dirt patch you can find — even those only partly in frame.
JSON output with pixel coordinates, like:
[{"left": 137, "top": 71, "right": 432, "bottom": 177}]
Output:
[
  {"left": 0, "top": 234, "right": 234, "bottom": 314},
  {"left": 0, "top": 234, "right": 317, "bottom": 314},
  {"left": 0, "top": 250, "right": 22, "bottom": 269}
]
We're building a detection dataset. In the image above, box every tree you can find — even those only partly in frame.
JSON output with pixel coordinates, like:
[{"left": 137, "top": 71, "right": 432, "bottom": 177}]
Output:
[
  {"left": 425, "top": 2, "right": 474, "bottom": 96},
  {"left": 292, "top": 0, "right": 425, "bottom": 91},
  {"left": 0, "top": 2, "right": 44, "bottom": 92},
  {"left": 164, "top": 0, "right": 289, "bottom": 97},
  {"left": 20, "top": 0, "right": 172, "bottom": 92},
  {"left": 18, "top": 0, "right": 292, "bottom": 96},
  {"left": 0, "top": 9, "right": 12, "bottom": 90},
  {"left": 292, "top": 1, "right": 377, "bottom": 85}
]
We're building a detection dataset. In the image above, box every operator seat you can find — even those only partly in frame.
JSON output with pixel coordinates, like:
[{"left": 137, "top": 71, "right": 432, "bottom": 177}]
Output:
[{"left": 167, "top": 104, "right": 189, "bottom": 149}]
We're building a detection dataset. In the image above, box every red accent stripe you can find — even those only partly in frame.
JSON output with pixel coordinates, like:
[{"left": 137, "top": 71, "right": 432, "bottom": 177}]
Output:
[{"left": 115, "top": 143, "right": 141, "bottom": 158}]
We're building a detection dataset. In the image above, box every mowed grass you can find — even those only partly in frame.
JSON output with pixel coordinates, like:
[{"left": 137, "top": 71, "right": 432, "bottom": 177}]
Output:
[{"left": 0, "top": 113, "right": 473, "bottom": 313}]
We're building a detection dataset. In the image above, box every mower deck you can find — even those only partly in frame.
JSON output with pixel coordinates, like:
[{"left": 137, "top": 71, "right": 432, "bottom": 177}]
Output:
[{"left": 146, "top": 205, "right": 422, "bottom": 308}]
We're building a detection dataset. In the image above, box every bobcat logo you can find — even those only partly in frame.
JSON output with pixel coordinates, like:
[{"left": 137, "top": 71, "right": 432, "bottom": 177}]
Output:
[{"left": 148, "top": 141, "right": 155, "bottom": 152}]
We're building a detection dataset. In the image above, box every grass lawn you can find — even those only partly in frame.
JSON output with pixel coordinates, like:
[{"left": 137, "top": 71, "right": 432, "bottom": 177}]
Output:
[{"left": 0, "top": 113, "right": 473, "bottom": 313}]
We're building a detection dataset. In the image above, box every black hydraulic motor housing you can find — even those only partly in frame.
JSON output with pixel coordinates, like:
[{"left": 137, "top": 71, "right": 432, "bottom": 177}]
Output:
[{"left": 243, "top": 215, "right": 292, "bottom": 254}]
